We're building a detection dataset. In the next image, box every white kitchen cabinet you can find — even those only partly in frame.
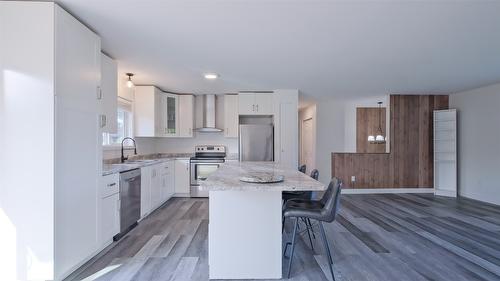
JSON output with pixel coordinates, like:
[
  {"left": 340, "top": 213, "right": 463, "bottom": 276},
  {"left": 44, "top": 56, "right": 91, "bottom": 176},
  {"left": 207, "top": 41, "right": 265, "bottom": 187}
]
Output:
[
  {"left": 175, "top": 159, "right": 190, "bottom": 196},
  {"left": 254, "top": 93, "right": 274, "bottom": 115},
  {"left": 179, "top": 95, "right": 194, "bottom": 137},
  {"left": 134, "top": 85, "right": 164, "bottom": 137},
  {"left": 160, "top": 161, "right": 175, "bottom": 202},
  {"left": 99, "top": 173, "right": 120, "bottom": 248},
  {"left": 150, "top": 165, "right": 163, "bottom": 209},
  {"left": 238, "top": 93, "right": 256, "bottom": 115},
  {"left": 100, "top": 53, "right": 118, "bottom": 133},
  {"left": 238, "top": 92, "right": 274, "bottom": 115},
  {"left": 134, "top": 87, "right": 194, "bottom": 138},
  {"left": 140, "top": 166, "right": 152, "bottom": 218},
  {"left": 163, "top": 94, "right": 179, "bottom": 136},
  {"left": 274, "top": 90, "right": 299, "bottom": 169},
  {"left": 100, "top": 194, "right": 120, "bottom": 243},
  {"left": 224, "top": 95, "right": 239, "bottom": 138},
  {"left": 2, "top": 3, "right": 101, "bottom": 279}
]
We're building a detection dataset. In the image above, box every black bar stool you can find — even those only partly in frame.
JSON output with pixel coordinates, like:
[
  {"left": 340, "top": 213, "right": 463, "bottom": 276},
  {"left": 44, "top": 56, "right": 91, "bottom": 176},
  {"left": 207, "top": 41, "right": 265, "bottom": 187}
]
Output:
[
  {"left": 298, "top": 164, "right": 306, "bottom": 173},
  {"left": 282, "top": 169, "right": 320, "bottom": 249},
  {"left": 283, "top": 177, "right": 342, "bottom": 280}
]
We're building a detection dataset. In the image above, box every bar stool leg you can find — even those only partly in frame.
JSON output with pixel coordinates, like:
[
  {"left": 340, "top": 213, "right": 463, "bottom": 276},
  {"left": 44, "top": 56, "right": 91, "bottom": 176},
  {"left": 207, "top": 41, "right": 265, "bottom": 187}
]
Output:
[
  {"left": 307, "top": 218, "right": 316, "bottom": 239},
  {"left": 302, "top": 218, "right": 314, "bottom": 251},
  {"left": 286, "top": 217, "right": 299, "bottom": 278},
  {"left": 319, "top": 222, "right": 335, "bottom": 281}
]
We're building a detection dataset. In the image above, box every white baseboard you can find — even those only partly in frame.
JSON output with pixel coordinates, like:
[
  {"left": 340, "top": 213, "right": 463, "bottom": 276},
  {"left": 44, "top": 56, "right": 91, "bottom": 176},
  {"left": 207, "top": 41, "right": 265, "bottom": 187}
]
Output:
[
  {"left": 173, "top": 193, "right": 191, "bottom": 197},
  {"left": 434, "top": 189, "right": 457, "bottom": 197},
  {"left": 341, "top": 188, "right": 435, "bottom": 194}
]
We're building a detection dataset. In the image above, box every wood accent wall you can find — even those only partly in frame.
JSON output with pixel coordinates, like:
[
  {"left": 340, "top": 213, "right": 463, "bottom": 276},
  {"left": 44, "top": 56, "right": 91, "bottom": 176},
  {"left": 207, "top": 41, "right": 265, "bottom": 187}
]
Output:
[
  {"left": 356, "top": 107, "right": 386, "bottom": 153},
  {"left": 333, "top": 95, "right": 449, "bottom": 188}
]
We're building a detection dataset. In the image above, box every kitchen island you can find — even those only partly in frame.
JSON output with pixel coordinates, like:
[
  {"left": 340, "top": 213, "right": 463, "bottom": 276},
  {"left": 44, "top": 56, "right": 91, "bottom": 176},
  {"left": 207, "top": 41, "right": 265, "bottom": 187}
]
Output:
[{"left": 200, "top": 161, "right": 325, "bottom": 279}]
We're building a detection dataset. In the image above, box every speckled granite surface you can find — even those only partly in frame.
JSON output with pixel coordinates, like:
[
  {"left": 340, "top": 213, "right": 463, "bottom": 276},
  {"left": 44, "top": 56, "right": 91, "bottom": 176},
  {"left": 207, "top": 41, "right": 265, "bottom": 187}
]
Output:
[
  {"left": 199, "top": 161, "right": 325, "bottom": 192},
  {"left": 102, "top": 153, "right": 192, "bottom": 176}
]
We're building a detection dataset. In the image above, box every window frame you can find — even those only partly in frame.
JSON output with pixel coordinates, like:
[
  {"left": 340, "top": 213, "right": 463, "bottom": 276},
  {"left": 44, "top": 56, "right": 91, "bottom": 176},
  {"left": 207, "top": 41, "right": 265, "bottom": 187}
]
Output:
[{"left": 102, "top": 98, "right": 134, "bottom": 148}]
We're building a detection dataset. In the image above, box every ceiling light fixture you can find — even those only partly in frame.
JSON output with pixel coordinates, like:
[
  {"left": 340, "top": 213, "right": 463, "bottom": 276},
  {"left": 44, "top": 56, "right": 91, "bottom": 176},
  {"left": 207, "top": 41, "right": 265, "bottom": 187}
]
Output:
[
  {"left": 204, "top": 73, "right": 219, "bottom": 80},
  {"left": 126, "top": 73, "right": 134, "bottom": 88},
  {"left": 368, "top": 101, "right": 386, "bottom": 144}
]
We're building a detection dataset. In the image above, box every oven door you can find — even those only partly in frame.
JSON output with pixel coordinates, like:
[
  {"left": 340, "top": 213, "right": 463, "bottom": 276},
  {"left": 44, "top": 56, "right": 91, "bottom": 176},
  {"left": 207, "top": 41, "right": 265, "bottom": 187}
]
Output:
[{"left": 190, "top": 162, "right": 221, "bottom": 186}]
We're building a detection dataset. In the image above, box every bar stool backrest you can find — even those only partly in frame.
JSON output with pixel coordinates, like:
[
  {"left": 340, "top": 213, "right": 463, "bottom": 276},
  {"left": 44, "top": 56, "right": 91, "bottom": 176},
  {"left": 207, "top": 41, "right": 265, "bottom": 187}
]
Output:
[
  {"left": 319, "top": 177, "right": 342, "bottom": 223},
  {"left": 298, "top": 164, "right": 306, "bottom": 173},
  {"left": 310, "top": 169, "right": 319, "bottom": 180}
]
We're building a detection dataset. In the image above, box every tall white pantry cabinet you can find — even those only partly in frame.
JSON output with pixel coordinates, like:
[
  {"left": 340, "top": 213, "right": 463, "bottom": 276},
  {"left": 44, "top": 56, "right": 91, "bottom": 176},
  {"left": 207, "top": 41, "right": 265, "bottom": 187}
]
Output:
[{"left": 1, "top": 2, "right": 102, "bottom": 281}]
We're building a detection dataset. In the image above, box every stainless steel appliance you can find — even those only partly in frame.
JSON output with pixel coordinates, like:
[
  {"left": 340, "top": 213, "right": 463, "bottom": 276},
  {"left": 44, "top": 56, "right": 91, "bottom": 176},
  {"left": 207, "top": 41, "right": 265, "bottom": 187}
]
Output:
[
  {"left": 239, "top": 124, "right": 274, "bottom": 161},
  {"left": 115, "top": 168, "right": 141, "bottom": 241},
  {"left": 194, "top": 95, "right": 223, "bottom": 133},
  {"left": 190, "top": 145, "right": 226, "bottom": 197}
]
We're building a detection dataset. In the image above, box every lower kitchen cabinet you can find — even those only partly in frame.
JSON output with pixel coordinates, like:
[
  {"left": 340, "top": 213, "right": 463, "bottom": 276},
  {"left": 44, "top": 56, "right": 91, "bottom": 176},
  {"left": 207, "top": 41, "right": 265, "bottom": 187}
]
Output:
[
  {"left": 140, "top": 161, "right": 177, "bottom": 219},
  {"left": 175, "top": 159, "right": 190, "bottom": 195},
  {"left": 99, "top": 174, "right": 120, "bottom": 247},
  {"left": 140, "top": 166, "right": 152, "bottom": 218},
  {"left": 150, "top": 165, "right": 162, "bottom": 210},
  {"left": 160, "top": 161, "right": 175, "bottom": 201}
]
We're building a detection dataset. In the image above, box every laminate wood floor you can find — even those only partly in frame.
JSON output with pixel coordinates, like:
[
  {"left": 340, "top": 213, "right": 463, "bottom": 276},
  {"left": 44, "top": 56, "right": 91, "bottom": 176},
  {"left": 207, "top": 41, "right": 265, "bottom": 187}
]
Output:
[{"left": 66, "top": 194, "right": 500, "bottom": 281}]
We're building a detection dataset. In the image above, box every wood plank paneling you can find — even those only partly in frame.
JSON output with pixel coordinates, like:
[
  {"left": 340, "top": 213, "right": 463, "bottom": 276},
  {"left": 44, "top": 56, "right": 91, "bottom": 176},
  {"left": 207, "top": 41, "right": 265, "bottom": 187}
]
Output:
[
  {"left": 356, "top": 107, "right": 386, "bottom": 153},
  {"left": 333, "top": 95, "right": 449, "bottom": 188}
]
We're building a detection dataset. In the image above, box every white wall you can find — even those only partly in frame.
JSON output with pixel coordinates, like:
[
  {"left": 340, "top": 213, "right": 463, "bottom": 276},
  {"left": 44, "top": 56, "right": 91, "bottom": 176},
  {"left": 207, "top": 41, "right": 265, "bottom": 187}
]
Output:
[
  {"left": 0, "top": 2, "right": 55, "bottom": 280},
  {"left": 315, "top": 99, "right": 346, "bottom": 184},
  {"left": 450, "top": 83, "right": 500, "bottom": 205},
  {"left": 156, "top": 133, "right": 239, "bottom": 154}
]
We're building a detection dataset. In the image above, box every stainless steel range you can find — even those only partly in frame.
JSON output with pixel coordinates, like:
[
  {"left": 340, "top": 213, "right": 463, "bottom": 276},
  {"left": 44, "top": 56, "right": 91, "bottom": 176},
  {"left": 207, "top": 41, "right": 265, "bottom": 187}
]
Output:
[{"left": 190, "top": 145, "right": 226, "bottom": 197}]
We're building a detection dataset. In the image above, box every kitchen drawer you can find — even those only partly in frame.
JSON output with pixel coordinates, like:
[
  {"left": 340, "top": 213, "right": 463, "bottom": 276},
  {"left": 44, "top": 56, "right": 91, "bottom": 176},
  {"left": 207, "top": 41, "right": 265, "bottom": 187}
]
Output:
[
  {"left": 101, "top": 173, "right": 119, "bottom": 198},
  {"left": 160, "top": 160, "right": 173, "bottom": 175}
]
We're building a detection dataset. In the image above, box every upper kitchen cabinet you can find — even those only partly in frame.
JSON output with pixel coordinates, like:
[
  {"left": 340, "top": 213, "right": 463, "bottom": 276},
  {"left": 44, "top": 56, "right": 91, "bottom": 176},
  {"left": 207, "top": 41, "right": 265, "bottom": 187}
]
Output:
[
  {"left": 224, "top": 95, "right": 239, "bottom": 138},
  {"left": 238, "top": 92, "right": 274, "bottom": 115},
  {"left": 179, "top": 95, "right": 194, "bottom": 137},
  {"left": 134, "top": 86, "right": 194, "bottom": 137},
  {"left": 134, "top": 85, "right": 163, "bottom": 137},
  {"left": 100, "top": 53, "right": 118, "bottom": 133},
  {"left": 163, "top": 93, "right": 178, "bottom": 136}
]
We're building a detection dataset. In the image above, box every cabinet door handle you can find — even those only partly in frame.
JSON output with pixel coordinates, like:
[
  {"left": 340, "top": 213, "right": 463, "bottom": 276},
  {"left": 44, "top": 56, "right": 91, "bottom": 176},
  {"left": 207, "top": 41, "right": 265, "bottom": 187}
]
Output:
[
  {"left": 96, "top": 86, "right": 102, "bottom": 100},
  {"left": 100, "top": 114, "right": 107, "bottom": 128},
  {"left": 107, "top": 182, "right": 116, "bottom": 187},
  {"left": 256, "top": 104, "right": 259, "bottom": 112},
  {"left": 252, "top": 104, "right": 255, "bottom": 111}
]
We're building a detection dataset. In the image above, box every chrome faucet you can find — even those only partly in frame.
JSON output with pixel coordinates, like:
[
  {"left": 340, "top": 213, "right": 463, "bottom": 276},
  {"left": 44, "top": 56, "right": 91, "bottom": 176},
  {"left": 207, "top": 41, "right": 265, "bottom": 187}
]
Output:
[{"left": 121, "top": 137, "right": 137, "bottom": 163}]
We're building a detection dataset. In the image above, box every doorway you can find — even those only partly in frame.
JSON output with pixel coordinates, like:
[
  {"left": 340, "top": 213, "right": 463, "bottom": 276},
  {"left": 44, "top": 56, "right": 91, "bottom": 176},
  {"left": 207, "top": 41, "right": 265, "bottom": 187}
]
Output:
[{"left": 300, "top": 117, "right": 314, "bottom": 174}]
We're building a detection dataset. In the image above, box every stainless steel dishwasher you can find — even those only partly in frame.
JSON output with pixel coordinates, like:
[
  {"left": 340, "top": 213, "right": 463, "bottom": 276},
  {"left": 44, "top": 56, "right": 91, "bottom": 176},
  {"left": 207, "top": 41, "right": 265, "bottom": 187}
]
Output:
[{"left": 114, "top": 168, "right": 141, "bottom": 241}]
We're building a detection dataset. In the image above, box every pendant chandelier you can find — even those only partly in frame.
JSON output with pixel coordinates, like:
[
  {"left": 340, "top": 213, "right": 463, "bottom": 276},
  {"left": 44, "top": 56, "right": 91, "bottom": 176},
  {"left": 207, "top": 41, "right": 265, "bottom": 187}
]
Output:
[{"left": 368, "top": 101, "right": 386, "bottom": 144}]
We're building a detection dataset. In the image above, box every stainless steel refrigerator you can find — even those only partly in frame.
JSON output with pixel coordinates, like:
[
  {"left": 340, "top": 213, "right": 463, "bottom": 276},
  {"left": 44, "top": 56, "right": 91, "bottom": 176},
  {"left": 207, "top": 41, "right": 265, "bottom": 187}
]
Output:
[{"left": 239, "top": 124, "right": 274, "bottom": 161}]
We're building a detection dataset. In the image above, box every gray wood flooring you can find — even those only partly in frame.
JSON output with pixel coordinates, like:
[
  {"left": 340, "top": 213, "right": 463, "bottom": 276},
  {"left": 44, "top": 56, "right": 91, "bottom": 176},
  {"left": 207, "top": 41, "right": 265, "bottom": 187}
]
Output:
[{"left": 66, "top": 194, "right": 500, "bottom": 281}]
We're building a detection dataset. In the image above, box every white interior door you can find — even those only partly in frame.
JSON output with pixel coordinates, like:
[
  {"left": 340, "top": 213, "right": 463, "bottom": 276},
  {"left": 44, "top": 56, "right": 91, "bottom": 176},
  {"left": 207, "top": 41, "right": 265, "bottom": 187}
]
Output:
[{"left": 301, "top": 118, "right": 314, "bottom": 173}]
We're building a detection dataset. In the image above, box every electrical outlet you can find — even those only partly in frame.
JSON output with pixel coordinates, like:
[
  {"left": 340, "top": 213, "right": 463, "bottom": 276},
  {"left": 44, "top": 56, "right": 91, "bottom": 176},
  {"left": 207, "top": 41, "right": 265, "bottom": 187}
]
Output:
[{"left": 351, "top": 176, "right": 356, "bottom": 182}]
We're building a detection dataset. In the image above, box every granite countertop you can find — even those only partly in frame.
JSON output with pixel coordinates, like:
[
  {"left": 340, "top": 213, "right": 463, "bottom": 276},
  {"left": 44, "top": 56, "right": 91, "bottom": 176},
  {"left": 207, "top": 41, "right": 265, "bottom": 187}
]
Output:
[
  {"left": 102, "top": 153, "right": 193, "bottom": 176},
  {"left": 199, "top": 161, "right": 325, "bottom": 192}
]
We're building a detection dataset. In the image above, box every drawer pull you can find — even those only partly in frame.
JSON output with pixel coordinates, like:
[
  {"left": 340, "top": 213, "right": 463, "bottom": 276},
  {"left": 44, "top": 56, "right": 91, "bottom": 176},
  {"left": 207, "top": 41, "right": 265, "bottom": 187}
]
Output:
[{"left": 107, "top": 183, "right": 116, "bottom": 187}]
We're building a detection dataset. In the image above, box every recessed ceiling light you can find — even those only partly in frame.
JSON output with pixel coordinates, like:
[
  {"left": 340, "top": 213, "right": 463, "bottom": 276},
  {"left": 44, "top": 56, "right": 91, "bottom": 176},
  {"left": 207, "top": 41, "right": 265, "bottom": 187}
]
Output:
[{"left": 204, "top": 73, "right": 219, "bottom": 80}]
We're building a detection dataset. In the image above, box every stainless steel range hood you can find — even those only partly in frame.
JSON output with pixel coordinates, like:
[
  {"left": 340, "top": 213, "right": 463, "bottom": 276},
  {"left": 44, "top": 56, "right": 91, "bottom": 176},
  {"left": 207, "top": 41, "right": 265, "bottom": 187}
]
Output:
[{"left": 195, "top": 94, "right": 223, "bottom": 133}]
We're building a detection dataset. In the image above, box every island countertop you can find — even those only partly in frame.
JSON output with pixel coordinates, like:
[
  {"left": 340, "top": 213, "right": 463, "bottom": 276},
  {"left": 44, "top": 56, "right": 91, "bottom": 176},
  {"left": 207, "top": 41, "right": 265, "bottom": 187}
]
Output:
[{"left": 200, "top": 161, "right": 325, "bottom": 192}]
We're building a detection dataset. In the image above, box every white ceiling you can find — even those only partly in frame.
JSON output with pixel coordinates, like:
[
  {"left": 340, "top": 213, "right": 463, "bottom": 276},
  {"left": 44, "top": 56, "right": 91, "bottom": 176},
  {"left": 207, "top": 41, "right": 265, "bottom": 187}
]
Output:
[{"left": 58, "top": 0, "right": 500, "bottom": 101}]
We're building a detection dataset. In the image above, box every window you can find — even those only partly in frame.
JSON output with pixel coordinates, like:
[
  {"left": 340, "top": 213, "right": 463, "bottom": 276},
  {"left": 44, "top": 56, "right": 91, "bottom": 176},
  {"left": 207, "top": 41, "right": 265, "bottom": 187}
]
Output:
[{"left": 103, "top": 99, "right": 133, "bottom": 146}]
